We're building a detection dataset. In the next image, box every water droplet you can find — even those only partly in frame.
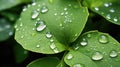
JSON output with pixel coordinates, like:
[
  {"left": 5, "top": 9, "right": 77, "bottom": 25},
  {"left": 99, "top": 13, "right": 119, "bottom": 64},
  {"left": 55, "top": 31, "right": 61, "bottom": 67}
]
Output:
[
  {"left": 59, "top": 23, "right": 63, "bottom": 27},
  {"left": 98, "top": 35, "right": 109, "bottom": 44},
  {"left": 73, "top": 44, "right": 80, "bottom": 50},
  {"left": 54, "top": 13, "right": 57, "bottom": 16},
  {"left": 20, "top": 23, "right": 23, "bottom": 27},
  {"left": 21, "top": 35, "right": 24, "bottom": 39},
  {"left": 110, "top": 50, "right": 118, "bottom": 58},
  {"left": 94, "top": 7, "right": 99, "bottom": 11},
  {"left": 104, "top": 3, "right": 109, "bottom": 7},
  {"left": 53, "top": 48, "right": 59, "bottom": 53},
  {"left": 9, "top": 31, "right": 13, "bottom": 36},
  {"left": 92, "top": 52, "right": 103, "bottom": 60},
  {"left": 73, "top": 64, "right": 83, "bottom": 67},
  {"left": 67, "top": 54, "right": 73, "bottom": 60},
  {"left": 36, "top": 20, "right": 46, "bottom": 31},
  {"left": 109, "top": 9, "right": 115, "bottom": 13},
  {"left": 50, "top": 39, "right": 54, "bottom": 42},
  {"left": 46, "top": 32, "right": 52, "bottom": 38},
  {"left": 41, "top": 6, "right": 49, "bottom": 13},
  {"left": 36, "top": 45, "right": 40, "bottom": 48},
  {"left": 80, "top": 38, "right": 88, "bottom": 46},
  {"left": 106, "top": 14, "right": 111, "bottom": 19},
  {"left": 50, "top": 43, "right": 56, "bottom": 49},
  {"left": 32, "top": 2, "right": 36, "bottom": 6},
  {"left": 64, "top": 7, "right": 67, "bottom": 11},
  {"left": 61, "top": 12, "right": 64, "bottom": 16},
  {"left": 113, "top": 17, "right": 118, "bottom": 22},
  {"left": 31, "top": 10, "right": 40, "bottom": 19}
]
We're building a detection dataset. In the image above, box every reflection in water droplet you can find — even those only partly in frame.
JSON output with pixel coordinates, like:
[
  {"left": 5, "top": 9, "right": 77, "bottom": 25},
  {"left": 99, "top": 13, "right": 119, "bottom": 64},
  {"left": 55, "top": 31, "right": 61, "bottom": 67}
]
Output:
[
  {"left": 67, "top": 54, "right": 73, "bottom": 60},
  {"left": 36, "top": 45, "right": 40, "bottom": 48},
  {"left": 36, "top": 20, "right": 46, "bottom": 31},
  {"left": 110, "top": 50, "right": 118, "bottom": 58},
  {"left": 31, "top": 10, "right": 40, "bottom": 19},
  {"left": 41, "top": 6, "right": 49, "bottom": 13},
  {"left": 80, "top": 38, "right": 88, "bottom": 46},
  {"left": 92, "top": 52, "right": 103, "bottom": 61},
  {"left": 98, "top": 35, "right": 109, "bottom": 44},
  {"left": 73, "top": 64, "right": 83, "bottom": 67},
  {"left": 46, "top": 32, "right": 52, "bottom": 38}
]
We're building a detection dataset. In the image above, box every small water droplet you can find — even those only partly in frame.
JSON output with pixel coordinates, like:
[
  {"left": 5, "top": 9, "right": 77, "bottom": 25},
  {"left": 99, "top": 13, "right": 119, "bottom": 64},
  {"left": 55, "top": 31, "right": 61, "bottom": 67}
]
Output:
[
  {"left": 98, "top": 34, "right": 109, "bottom": 44},
  {"left": 50, "top": 39, "right": 54, "bottom": 42},
  {"left": 80, "top": 38, "right": 88, "bottom": 46},
  {"left": 110, "top": 50, "right": 118, "bottom": 58},
  {"left": 73, "top": 44, "right": 80, "bottom": 50},
  {"left": 20, "top": 23, "right": 23, "bottom": 27},
  {"left": 64, "top": 7, "right": 67, "bottom": 11},
  {"left": 61, "top": 12, "right": 64, "bottom": 16},
  {"left": 32, "top": 2, "right": 36, "bottom": 6},
  {"left": 53, "top": 48, "right": 59, "bottom": 53},
  {"left": 41, "top": 6, "right": 49, "bottom": 13},
  {"left": 9, "top": 31, "right": 13, "bottom": 36},
  {"left": 21, "top": 35, "right": 24, "bottom": 39},
  {"left": 113, "top": 17, "right": 118, "bottom": 22},
  {"left": 36, "top": 20, "right": 46, "bottom": 31},
  {"left": 67, "top": 54, "right": 73, "bottom": 60},
  {"left": 92, "top": 52, "right": 103, "bottom": 60},
  {"left": 36, "top": 45, "right": 40, "bottom": 48},
  {"left": 87, "top": 34, "right": 91, "bottom": 38},
  {"left": 46, "top": 32, "right": 52, "bottom": 38},
  {"left": 73, "top": 64, "right": 83, "bottom": 67},
  {"left": 104, "top": 3, "right": 109, "bottom": 7},
  {"left": 54, "top": 13, "right": 57, "bottom": 16},
  {"left": 109, "top": 9, "right": 115, "bottom": 13},
  {"left": 50, "top": 43, "right": 56, "bottom": 49},
  {"left": 106, "top": 14, "right": 111, "bottom": 19},
  {"left": 31, "top": 10, "right": 40, "bottom": 19},
  {"left": 94, "top": 7, "right": 99, "bottom": 11}
]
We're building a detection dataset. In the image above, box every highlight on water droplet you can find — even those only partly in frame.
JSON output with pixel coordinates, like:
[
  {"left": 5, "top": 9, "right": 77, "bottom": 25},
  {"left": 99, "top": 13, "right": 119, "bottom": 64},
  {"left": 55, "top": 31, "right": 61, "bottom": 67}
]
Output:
[
  {"left": 92, "top": 51, "right": 103, "bottom": 61},
  {"left": 41, "top": 6, "right": 49, "bottom": 13},
  {"left": 106, "top": 14, "right": 111, "bottom": 19},
  {"left": 31, "top": 10, "right": 40, "bottom": 19},
  {"left": 67, "top": 54, "right": 73, "bottom": 60},
  {"left": 113, "top": 17, "right": 118, "bottom": 22},
  {"left": 36, "top": 20, "right": 46, "bottom": 32},
  {"left": 94, "top": 7, "right": 99, "bottom": 11},
  {"left": 36, "top": 45, "right": 40, "bottom": 48},
  {"left": 110, "top": 50, "right": 118, "bottom": 58},
  {"left": 98, "top": 34, "right": 109, "bottom": 44},
  {"left": 73, "top": 44, "right": 80, "bottom": 50},
  {"left": 80, "top": 38, "right": 88, "bottom": 46}
]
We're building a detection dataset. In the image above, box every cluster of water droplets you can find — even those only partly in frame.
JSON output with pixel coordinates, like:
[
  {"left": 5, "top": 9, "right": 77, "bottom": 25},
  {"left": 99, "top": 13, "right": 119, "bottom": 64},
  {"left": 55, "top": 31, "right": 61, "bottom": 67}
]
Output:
[{"left": 94, "top": 2, "right": 119, "bottom": 23}]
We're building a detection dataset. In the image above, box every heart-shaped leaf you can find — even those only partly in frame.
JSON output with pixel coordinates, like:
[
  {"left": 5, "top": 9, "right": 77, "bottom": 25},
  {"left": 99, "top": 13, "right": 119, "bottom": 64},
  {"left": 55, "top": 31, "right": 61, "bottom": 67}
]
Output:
[
  {"left": 73, "top": 31, "right": 120, "bottom": 67},
  {"left": 15, "top": 0, "right": 88, "bottom": 54},
  {"left": 82, "top": 0, "right": 120, "bottom": 25},
  {"left": 64, "top": 50, "right": 97, "bottom": 67},
  {"left": 27, "top": 57, "right": 60, "bottom": 67}
]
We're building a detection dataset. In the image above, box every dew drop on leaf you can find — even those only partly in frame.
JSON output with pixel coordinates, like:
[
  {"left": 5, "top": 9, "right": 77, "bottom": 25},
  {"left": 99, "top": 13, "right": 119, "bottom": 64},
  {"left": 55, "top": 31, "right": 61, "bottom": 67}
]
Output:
[
  {"left": 98, "top": 34, "right": 109, "bottom": 44},
  {"left": 50, "top": 43, "right": 56, "bottom": 49},
  {"left": 36, "top": 45, "right": 40, "bottom": 48},
  {"left": 41, "top": 6, "right": 49, "bottom": 14},
  {"left": 46, "top": 32, "right": 52, "bottom": 38},
  {"left": 67, "top": 54, "right": 73, "bottom": 60},
  {"left": 80, "top": 38, "right": 88, "bottom": 46},
  {"left": 106, "top": 14, "right": 111, "bottom": 19},
  {"left": 73, "top": 64, "right": 84, "bottom": 67},
  {"left": 31, "top": 10, "right": 40, "bottom": 19},
  {"left": 92, "top": 52, "right": 103, "bottom": 61},
  {"left": 53, "top": 48, "right": 59, "bottom": 53},
  {"left": 113, "top": 17, "right": 118, "bottom": 22},
  {"left": 109, "top": 9, "right": 115, "bottom": 13},
  {"left": 36, "top": 20, "right": 46, "bottom": 32},
  {"left": 110, "top": 50, "right": 118, "bottom": 58},
  {"left": 94, "top": 7, "right": 99, "bottom": 11}
]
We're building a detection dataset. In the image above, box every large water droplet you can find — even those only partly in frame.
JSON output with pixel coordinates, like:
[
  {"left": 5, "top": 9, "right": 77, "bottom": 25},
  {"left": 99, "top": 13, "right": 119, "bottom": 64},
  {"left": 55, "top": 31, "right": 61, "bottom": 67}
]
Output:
[
  {"left": 98, "top": 35, "right": 109, "bottom": 44},
  {"left": 46, "top": 32, "right": 52, "bottom": 38},
  {"left": 73, "top": 64, "right": 83, "bottom": 67},
  {"left": 31, "top": 10, "right": 40, "bottom": 19},
  {"left": 41, "top": 6, "right": 49, "bottom": 13},
  {"left": 92, "top": 52, "right": 103, "bottom": 61},
  {"left": 110, "top": 50, "right": 118, "bottom": 58},
  {"left": 36, "top": 20, "right": 46, "bottom": 31},
  {"left": 67, "top": 54, "right": 73, "bottom": 60},
  {"left": 80, "top": 38, "right": 88, "bottom": 46}
]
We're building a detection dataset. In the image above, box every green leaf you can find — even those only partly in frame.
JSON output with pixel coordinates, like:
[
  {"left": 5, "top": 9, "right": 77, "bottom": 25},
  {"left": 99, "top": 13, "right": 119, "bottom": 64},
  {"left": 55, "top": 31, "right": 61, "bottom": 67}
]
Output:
[
  {"left": 0, "top": 18, "right": 14, "bottom": 41},
  {"left": 73, "top": 31, "right": 120, "bottom": 67},
  {"left": 15, "top": 0, "right": 88, "bottom": 54},
  {"left": 64, "top": 50, "right": 97, "bottom": 67},
  {"left": 27, "top": 57, "right": 60, "bottom": 67},
  {"left": 82, "top": 0, "right": 120, "bottom": 25},
  {"left": 0, "top": 0, "right": 30, "bottom": 11},
  {"left": 13, "top": 44, "right": 29, "bottom": 63}
]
